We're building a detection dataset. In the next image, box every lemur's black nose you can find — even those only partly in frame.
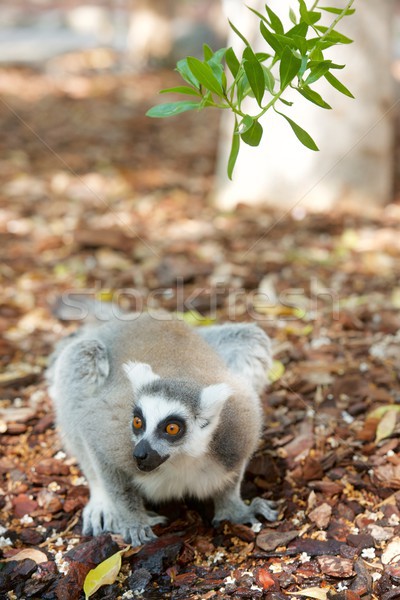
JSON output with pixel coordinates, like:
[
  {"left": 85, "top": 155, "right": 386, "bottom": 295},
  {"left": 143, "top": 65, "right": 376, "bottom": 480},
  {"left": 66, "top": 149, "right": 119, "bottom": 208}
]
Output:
[
  {"left": 133, "top": 439, "right": 169, "bottom": 472},
  {"left": 133, "top": 440, "right": 150, "bottom": 461}
]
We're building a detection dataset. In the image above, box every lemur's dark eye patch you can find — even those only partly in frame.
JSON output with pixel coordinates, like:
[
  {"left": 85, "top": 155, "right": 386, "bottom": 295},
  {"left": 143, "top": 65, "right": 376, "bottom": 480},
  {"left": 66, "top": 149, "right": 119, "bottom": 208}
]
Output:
[{"left": 157, "top": 415, "right": 186, "bottom": 441}]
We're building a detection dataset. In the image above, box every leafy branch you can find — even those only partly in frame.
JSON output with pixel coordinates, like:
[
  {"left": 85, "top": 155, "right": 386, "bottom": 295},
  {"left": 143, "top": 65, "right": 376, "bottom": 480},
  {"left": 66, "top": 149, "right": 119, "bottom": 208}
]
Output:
[{"left": 147, "top": 0, "right": 356, "bottom": 179}]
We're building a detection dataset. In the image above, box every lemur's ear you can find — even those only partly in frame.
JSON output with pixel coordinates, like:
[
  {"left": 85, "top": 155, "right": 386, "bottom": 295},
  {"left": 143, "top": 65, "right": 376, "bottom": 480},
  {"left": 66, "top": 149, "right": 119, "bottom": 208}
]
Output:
[
  {"left": 123, "top": 361, "right": 160, "bottom": 394},
  {"left": 199, "top": 383, "right": 232, "bottom": 423}
]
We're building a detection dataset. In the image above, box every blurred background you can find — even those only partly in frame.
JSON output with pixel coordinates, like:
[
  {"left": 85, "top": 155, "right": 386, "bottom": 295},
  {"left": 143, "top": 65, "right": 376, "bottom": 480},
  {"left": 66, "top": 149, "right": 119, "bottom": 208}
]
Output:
[{"left": 1, "top": 0, "right": 400, "bottom": 329}]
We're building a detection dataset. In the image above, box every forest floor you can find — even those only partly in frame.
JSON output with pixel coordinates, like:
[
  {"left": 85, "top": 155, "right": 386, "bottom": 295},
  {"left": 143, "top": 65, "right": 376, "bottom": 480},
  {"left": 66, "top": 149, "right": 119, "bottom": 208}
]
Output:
[{"left": 1, "top": 54, "right": 400, "bottom": 600}]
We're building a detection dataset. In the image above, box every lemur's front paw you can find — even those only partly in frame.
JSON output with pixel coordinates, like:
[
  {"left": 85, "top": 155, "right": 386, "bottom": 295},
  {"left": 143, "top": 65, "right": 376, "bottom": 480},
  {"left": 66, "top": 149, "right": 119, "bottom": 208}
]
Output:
[
  {"left": 82, "top": 499, "right": 167, "bottom": 545},
  {"left": 247, "top": 497, "right": 279, "bottom": 523},
  {"left": 213, "top": 496, "right": 278, "bottom": 527}
]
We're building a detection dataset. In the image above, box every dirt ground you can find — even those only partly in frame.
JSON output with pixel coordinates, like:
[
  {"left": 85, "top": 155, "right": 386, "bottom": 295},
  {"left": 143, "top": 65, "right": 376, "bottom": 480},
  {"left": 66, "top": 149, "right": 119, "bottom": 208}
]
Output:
[{"left": 1, "top": 54, "right": 400, "bottom": 599}]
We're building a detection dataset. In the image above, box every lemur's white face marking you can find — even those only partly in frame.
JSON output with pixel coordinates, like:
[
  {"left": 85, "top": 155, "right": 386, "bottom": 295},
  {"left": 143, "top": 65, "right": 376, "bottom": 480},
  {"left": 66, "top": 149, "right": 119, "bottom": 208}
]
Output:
[{"left": 123, "top": 361, "right": 232, "bottom": 471}]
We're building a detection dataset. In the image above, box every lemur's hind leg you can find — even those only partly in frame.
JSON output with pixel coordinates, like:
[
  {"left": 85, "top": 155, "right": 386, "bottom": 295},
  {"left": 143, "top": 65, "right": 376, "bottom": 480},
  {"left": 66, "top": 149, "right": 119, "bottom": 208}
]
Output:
[{"left": 198, "top": 324, "right": 272, "bottom": 394}]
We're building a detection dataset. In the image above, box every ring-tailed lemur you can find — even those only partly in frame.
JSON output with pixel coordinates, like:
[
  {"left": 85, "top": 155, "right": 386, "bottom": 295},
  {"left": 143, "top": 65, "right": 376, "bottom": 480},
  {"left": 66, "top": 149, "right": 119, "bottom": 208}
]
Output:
[{"left": 47, "top": 310, "right": 277, "bottom": 545}]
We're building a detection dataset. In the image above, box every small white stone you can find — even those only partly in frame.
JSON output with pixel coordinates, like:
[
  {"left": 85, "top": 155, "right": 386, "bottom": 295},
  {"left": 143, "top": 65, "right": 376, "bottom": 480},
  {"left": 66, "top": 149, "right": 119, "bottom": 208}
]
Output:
[
  {"left": 48, "top": 481, "right": 61, "bottom": 492},
  {"left": 342, "top": 411, "right": 354, "bottom": 424},
  {"left": 20, "top": 514, "right": 33, "bottom": 525},
  {"left": 72, "top": 476, "right": 87, "bottom": 486},
  {"left": 251, "top": 522, "right": 262, "bottom": 533},
  {"left": 122, "top": 592, "right": 134, "bottom": 599},
  {"left": 269, "top": 563, "right": 283, "bottom": 573},
  {"left": 54, "top": 451, "right": 66, "bottom": 460},
  {"left": 299, "top": 552, "right": 311, "bottom": 563},
  {"left": 224, "top": 576, "right": 236, "bottom": 585},
  {"left": 389, "top": 513, "right": 400, "bottom": 526},
  {"left": 0, "top": 537, "right": 12, "bottom": 548},
  {"left": 361, "top": 547, "right": 376, "bottom": 559},
  {"left": 337, "top": 581, "right": 348, "bottom": 591}
]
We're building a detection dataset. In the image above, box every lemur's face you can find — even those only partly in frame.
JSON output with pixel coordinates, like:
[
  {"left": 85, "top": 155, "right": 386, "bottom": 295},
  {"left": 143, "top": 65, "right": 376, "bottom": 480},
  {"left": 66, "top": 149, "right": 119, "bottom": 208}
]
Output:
[
  {"left": 123, "top": 361, "right": 232, "bottom": 473},
  {"left": 131, "top": 394, "right": 189, "bottom": 472}
]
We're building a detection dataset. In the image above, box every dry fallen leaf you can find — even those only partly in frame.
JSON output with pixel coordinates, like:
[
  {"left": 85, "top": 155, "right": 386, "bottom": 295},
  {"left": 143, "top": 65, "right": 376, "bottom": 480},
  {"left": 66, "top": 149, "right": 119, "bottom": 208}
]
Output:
[
  {"left": 83, "top": 548, "right": 128, "bottom": 599},
  {"left": 382, "top": 537, "right": 400, "bottom": 565},
  {"left": 290, "top": 587, "right": 329, "bottom": 600},
  {"left": 268, "top": 359, "right": 285, "bottom": 383},
  {"left": 375, "top": 408, "right": 399, "bottom": 443},
  {"left": 4, "top": 548, "right": 48, "bottom": 564}
]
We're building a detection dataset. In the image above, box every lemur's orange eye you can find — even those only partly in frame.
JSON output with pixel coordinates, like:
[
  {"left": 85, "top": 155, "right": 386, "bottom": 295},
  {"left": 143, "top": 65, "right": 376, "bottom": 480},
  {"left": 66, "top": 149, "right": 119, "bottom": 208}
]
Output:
[
  {"left": 165, "top": 423, "right": 180, "bottom": 436},
  {"left": 133, "top": 416, "right": 143, "bottom": 430}
]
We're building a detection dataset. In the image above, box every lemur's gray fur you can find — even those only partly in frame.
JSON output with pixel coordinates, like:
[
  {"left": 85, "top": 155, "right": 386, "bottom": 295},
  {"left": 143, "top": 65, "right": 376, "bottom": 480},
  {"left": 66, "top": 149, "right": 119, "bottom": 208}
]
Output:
[{"left": 47, "top": 310, "right": 277, "bottom": 545}]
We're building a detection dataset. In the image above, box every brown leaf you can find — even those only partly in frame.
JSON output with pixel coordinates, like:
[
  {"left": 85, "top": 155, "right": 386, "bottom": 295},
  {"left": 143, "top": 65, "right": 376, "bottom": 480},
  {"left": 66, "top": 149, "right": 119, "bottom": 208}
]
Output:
[
  {"left": 4, "top": 549, "right": 48, "bottom": 564},
  {"left": 35, "top": 458, "right": 70, "bottom": 477},
  {"left": 73, "top": 227, "right": 134, "bottom": 252},
  {"left": 317, "top": 555, "right": 354, "bottom": 578},
  {"left": 256, "top": 529, "right": 299, "bottom": 552},
  {"left": 254, "top": 567, "right": 276, "bottom": 590},
  {"left": 308, "top": 503, "right": 332, "bottom": 529},
  {"left": 12, "top": 494, "right": 38, "bottom": 518}
]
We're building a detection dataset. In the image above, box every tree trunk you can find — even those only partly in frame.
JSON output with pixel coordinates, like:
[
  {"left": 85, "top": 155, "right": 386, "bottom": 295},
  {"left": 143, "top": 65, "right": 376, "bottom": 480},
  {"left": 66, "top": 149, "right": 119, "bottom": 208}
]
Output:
[{"left": 213, "top": 0, "right": 395, "bottom": 210}]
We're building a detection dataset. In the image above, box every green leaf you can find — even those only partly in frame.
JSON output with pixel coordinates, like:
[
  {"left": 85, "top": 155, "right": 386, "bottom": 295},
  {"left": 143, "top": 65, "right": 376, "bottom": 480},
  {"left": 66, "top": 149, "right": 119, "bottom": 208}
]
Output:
[
  {"left": 265, "top": 5, "right": 284, "bottom": 34},
  {"left": 315, "top": 26, "right": 353, "bottom": 45},
  {"left": 263, "top": 66, "right": 275, "bottom": 93},
  {"left": 176, "top": 58, "right": 199, "bottom": 88},
  {"left": 304, "top": 60, "right": 332, "bottom": 85},
  {"left": 209, "top": 60, "right": 227, "bottom": 91},
  {"left": 160, "top": 86, "right": 201, "bottom": 97},
  {"left": 225, "top": 47, "right": 240, "bottom": 78},
  {"left": 255, "top": 52, "right": 271, "bottom": 62},
  {"left": 246, "top": 6, "right": 270, "bottom": 26},
  {"left": 229, "top": 20, "right": 250, "bottom": 47},
  {"left": 186, "top": 57, "right": 224, "bottom": 96},
  {"left": 291, "top": 35, "right": 307, "bottom": 55},
  {"left": 274, "top": 33, "right": 298, "bottom": 49},
  {"left": 241, "top": 120, "right": 263, "bottom": 147},
  {"left": 211, "top": 47, "right": 228, "bottom": 64},
  {"left": 287, "top": 22, "right": 308, "bottom": 39},
  {"left": 84, "top": 550, "right": 125, "bottom": 600},
  {"left": 228, "top": 118, "right": 240, "bottom": 180},
  {"left": 280, "top": 98, "right": 293, "bottom": 106},
  {"left": 275, "top": 109, "right": 319, "bottom": 151},
  {"left": 308, "top": 45, "right": 324, "bottom": 61},
  {"left": 243, "top": 47, "right": 265, "bottom": 106},
  {"left": 260, "top": 21, "right": 283, "bottom": 56},
  {"left": 238, "top": 115, "right": 254, "bottom": 135},
  {"left": 146, "top": 101, "right": 200, "bottom": 118},
  {"left": 321, "top": 7, "right": 355, "bottom": 15},
  {"left": 236, "top": 72, "right": 251, "bottom": 107},
  {"left": 324, "top": 71, "right": 354, "bottom": 98},
  {"left": 298, "top": 0, "right": 309, "bottom": 22},
  {"left": 279, "top": 46, "right": 302, "bottom": 90},
  {"left": 203, "top": 43, "right": 213, "bottom": 61},
  {"left": 289, "top": 7, "right": 297, "bottom": 25},
  {"left": 297, "top": 86, "right": 332, "bottom": 109}
]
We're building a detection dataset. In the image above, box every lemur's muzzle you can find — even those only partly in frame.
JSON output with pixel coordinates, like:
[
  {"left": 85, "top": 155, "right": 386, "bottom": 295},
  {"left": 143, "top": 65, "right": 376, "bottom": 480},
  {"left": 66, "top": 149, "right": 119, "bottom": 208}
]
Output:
[{"left": 133, "top": 439, "right": 169, "bottom": 472}]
